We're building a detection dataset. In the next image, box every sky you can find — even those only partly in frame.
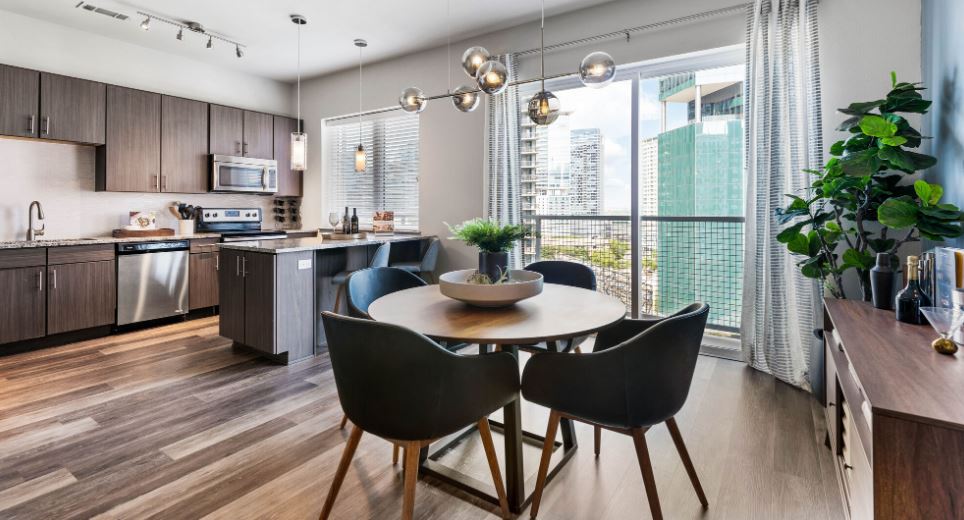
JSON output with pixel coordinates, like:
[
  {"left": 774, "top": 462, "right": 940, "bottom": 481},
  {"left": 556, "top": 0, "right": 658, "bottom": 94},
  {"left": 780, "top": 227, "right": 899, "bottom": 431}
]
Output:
[{"left": 550, "top": 77, "right": 688, "bottom": 214}]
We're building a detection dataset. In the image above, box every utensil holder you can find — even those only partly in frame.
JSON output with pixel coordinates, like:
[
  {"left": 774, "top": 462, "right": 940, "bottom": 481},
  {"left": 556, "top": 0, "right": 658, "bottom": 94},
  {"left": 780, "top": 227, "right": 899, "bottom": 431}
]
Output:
[{"left": 178, "top": 219, "right": 194, "bottom": 236}]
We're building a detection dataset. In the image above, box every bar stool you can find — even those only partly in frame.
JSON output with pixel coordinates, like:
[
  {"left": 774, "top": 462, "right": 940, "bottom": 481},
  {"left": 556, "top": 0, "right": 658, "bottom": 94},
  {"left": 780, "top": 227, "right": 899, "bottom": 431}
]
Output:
[{"left": 331, "top": 242, "right": 390, "bottom": 313}]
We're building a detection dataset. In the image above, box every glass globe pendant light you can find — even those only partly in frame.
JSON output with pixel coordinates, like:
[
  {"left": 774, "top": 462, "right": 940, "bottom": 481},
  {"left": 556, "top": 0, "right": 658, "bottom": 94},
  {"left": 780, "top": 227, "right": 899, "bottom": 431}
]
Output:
[
  {"left": 527, "top": 0, "right": 560, "bottom": 125},
  {"left": 354, "top": 39, "right": 367, "bottom": 172},
  {"left": 461, "top": 46, "right": 490, "bottom": 78},
  {"left": 579, "top": 51, "right": 616, "bottom": 88},
  {"left": 398, "top": 87, "right": 427, "bottom": 113},
  {"left": 476, "top": 60, "right": 508, "bottom": 94},
  {"left": 453, "top": 85, "right": 480, "bottom": 112},
  {"left": 289, "top": 15, "right": 308, "bottom": 172}
]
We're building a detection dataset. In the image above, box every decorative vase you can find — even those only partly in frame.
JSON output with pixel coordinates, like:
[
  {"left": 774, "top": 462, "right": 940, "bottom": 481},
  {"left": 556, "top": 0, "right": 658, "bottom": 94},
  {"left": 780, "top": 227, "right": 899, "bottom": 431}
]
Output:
[
  {"left": 870, "top": 253, "right": 895, "bottom": 310},
  {"left": 478, "top": 251, "right": 508, "bottom": 283}
]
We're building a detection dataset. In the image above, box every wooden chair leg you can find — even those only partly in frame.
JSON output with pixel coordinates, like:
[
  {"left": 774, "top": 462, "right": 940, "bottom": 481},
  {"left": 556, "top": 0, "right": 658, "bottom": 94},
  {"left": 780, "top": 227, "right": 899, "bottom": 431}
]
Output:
[
  {"left": 320, "top": 425, "right": 363, "bottom": 520},
  {"left": 339, "top": 414, "right": 348, "bottom": 430},
  {"left": 401, "top": 441, "right": 421, "bottom": 520},
  {"left": 392, "top": 444, "right": 400, "bottom": 465},
  {"left": 332, "top": 284, "right": 343, "bottom": 313},
  {"left": 477, "top": 417, "right": 510, "bottom": 519},
  {"left": 666, "top": 417, "right": 708, "bottom": 508},
  {"left": 594, "top": 426, "right": 601, "bottom": 457},
  {"left": 630, "top": 428, "right": 662, "bottom": 520},
  {"left": 529, "top": 410, "right": 561, "bottom": 519}
]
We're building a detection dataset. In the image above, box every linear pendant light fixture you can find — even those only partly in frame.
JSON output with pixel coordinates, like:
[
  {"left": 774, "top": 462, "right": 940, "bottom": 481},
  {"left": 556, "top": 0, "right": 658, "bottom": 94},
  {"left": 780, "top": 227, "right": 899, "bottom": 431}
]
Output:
[
  {"left": 290, "top": 15, "right": 308, "bottom": 172},
  {"left": 354, "top": 39, "right": 368, "bottom": 173},
  {"left": 397, "top": 0, "right": 616, "bottom": 125}
]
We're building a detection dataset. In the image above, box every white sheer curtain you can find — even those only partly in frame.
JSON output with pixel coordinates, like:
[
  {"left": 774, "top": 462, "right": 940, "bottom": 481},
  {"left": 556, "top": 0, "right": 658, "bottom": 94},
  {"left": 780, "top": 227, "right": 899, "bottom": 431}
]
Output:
[
  {"left": 484, "top": 54, "right": 523, "bottom": 268},
  {"left": 741, "top": 0, "right": 824, "bottom": 390}
]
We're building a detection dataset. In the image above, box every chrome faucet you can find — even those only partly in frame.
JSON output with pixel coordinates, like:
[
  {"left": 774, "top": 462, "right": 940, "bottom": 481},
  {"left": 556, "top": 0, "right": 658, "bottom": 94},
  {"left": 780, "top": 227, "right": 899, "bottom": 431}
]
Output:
[{"left": 27, "top": 201, "right": 45, "bottom": 241}]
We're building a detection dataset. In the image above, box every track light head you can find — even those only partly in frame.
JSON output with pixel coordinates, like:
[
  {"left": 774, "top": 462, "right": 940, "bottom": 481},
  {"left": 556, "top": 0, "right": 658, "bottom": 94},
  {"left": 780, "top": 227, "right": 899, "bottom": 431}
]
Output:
[
  {"left": 140, "top": 17, "right": 150, "bottom": 30},
  {"left": 206, "top": 36, "right": 213, "bottom": 49},
  {"left": 176, "top": 28, "right": 183, "bottom": 40},
  {"left": 236, "top": 45, "right": 243, "bottom": 58}
]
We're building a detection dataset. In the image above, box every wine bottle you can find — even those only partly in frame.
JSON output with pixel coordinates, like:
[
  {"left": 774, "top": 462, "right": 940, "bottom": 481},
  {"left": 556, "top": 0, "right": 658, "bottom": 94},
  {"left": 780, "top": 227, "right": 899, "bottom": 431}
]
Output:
[
  {"left": 350, "top": 208, "right": 359, "bottom": 234},
  {"left": 895, "top": 255, "right": 930, "bottom": 324},
  {"left": 342, "top": 207, "right": 350, "bottom": 234}
]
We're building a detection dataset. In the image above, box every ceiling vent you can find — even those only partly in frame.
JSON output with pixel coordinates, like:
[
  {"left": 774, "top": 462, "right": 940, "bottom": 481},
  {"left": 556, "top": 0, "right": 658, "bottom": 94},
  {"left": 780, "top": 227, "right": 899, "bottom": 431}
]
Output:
[{"left": 75, "top": 2, "right": 129, "bottom": 21}]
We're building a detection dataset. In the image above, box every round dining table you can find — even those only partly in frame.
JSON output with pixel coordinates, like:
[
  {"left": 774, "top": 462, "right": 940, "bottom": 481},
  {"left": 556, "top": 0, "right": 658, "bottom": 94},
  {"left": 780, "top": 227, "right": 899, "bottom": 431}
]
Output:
[{"left": 368, "top": 283, "right": 625, "bottom": 514}]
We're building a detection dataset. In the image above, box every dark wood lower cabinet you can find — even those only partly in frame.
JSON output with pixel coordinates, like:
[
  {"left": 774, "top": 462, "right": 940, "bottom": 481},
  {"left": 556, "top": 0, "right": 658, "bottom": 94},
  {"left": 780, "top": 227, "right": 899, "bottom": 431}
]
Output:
[
  {"left": 47, "top": 260, "right": 116, "bottom": 335},
  {"left": 0, "top": 266, "right": 46, "bottom": 345},
  {"left": 189, "top": 252, "right": 219, "bottom": 310},
  {"left": 242, "top": 252, "right": 276, "bottom": 353},
  {"left": 218, "top": 249, "right": 245, "bottom": 343}
]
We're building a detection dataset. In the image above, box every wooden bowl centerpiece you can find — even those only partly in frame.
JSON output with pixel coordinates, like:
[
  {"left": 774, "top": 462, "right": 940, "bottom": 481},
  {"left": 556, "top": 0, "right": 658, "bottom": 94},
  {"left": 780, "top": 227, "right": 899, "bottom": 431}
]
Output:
[{"left": 439, "top": 269, "right": 543, "bottom": 307}]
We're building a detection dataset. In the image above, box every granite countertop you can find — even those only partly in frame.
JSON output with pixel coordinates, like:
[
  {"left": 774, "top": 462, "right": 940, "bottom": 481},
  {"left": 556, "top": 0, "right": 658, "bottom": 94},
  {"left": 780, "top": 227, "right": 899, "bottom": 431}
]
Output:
[
  {"left": 0, "top": 233, "right": 222, "bottom": 250},
  {"left": 218, "top": 234, "right": 433, "bottom": 254}
]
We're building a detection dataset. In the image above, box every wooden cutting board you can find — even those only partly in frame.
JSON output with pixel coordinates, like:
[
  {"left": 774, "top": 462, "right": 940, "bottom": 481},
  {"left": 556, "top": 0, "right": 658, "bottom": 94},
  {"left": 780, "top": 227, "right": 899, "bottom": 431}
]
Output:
[{"left": 112, "top": 228, "right": 176, "bottom": 238}]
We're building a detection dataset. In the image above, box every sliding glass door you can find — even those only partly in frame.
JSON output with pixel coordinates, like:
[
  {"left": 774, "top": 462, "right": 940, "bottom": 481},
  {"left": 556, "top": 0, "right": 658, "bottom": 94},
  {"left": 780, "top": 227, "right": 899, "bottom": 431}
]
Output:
[{"left": 519, "top": 46, "right": 745, "bottom": 356}]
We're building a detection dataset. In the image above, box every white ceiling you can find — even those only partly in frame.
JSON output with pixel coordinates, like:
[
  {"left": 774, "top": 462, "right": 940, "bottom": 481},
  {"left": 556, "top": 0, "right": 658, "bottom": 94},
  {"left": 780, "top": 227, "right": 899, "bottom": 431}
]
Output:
[{"left": 0, "top": 0, "right": 614, "bottom": 82}]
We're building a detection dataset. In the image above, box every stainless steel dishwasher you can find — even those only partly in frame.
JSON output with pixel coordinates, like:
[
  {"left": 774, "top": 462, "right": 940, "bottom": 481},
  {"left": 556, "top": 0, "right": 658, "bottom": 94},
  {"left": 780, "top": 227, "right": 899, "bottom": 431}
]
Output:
[{"left": 116, "top": 240, "right": 190, "bottom": 326}]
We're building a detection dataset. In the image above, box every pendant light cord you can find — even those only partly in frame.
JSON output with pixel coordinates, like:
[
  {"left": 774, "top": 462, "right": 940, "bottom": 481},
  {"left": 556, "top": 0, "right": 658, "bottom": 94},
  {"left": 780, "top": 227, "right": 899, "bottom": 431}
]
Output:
[
  {"left": 446, "top": 0, "right": 451, "bottom": 93},
  {"left": 358, "top": 45, "right": 363, "bottom": 140},
  {"left": 540, "top": 0, "right": 545, "bottom": 92},
  {"left": 296, "top": 21, "right": 302, "bottom": 133}
]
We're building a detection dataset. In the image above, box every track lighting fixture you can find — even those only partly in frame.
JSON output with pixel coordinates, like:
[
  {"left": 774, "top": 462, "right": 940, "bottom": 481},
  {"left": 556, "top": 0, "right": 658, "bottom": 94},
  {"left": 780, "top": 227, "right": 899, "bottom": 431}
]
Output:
[
  {"left": 176, "top": 28, "right": 183, "bottom": 40},
  {"left": 136, "top": 11, "right": 246, "bottom": 58},
  {"left": 140, "top": 17, "right": 150, "bottom": 30},
  {"left": 235, "top": 44, "right": 243, "bottom": 58},
  {"left": 206, "top": 36, "right": 213, "bottom": 49}
]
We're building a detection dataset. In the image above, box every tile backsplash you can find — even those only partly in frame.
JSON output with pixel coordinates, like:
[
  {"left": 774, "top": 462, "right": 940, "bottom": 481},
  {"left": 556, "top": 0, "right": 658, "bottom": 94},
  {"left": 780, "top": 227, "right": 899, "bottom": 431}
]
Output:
[{"left": 0, "top": 139, "right": 281, "bottom": 241}]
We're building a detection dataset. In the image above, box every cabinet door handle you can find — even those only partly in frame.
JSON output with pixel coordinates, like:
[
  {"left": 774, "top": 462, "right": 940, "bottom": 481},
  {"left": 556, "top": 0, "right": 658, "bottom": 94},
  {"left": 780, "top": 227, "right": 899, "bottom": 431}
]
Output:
[
  {"left": 161, "top": 175, "right": 167, "bottom": 191},
  {"left": 50, "top": 268, "right": 57, "bottom": 290},
  {"left": 242, "top": 257, "right": 248, "bottom": 277},
  {"left": 843, "top": 463, "right": 853, "bottom": 471},
  {"left": 215, "top": 254, "right": 220, "bottom": 271},
  {"left": 236, "top": 256, "right": 241, "bottom": 277},
  {"left": 28, "top": 115, "right": 35, "bottom": 134},
  {"left": 242, "top": 142, "right": 248, "bottom": 156},
  {"left": 41, "top": 116, "right": 50, "bottom": 136},
  {"left": 37, "top": 270, "right": 43, "bottom": 291},
  {"left": 235, "top": 141, "right": 242, "bottom": 154}
]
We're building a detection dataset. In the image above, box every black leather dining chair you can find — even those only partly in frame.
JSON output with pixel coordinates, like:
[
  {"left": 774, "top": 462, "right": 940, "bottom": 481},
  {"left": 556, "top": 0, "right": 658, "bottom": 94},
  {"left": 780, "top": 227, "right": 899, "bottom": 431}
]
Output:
[
  {"left": 331, "top": 242, "right": 391, "bottom": 313},
  {"left": 338, "top": 267, "right": 429, "bottom": 445},
  {"left": 522, "top": 260, "right": 597, "bottom": 353},
  {"left": 521, "top": 303, "right": 710, "bottom": 520},
  {"left": 319, "top": 312, "right": 517, "bottom": 520},
  {"left": 391, "top": 237, "right": 441, "bottom": 283}
]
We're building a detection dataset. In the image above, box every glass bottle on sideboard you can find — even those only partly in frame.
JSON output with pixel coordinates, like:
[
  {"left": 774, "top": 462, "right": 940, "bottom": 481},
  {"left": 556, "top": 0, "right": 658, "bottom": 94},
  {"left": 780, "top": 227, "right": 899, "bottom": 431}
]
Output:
[
  {"left": 342, "top": 207, "right": 350, "bottom": 234},
  {"left": 896, "top": 255, "right": 930, "bottom": 324},
  {"left": 350, "top": 208, "right": 359, "bottom": 234}
]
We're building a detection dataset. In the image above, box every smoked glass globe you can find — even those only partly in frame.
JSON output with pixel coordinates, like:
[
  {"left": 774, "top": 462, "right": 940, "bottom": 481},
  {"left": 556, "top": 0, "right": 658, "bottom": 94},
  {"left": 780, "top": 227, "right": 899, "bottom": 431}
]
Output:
[
  {"left": 461, "top": 46, "right": 490, "bottom": 78},
  {"left": 452, "top": 85, "right": 480, "bottom": 112},
  {"left": 527, "top": 90, "right": 560, "bottom": 125},
  {"left": 476, "top": 60, "right": 508, "bottom": 95},
  {"left": 398, "top": 86, "right": 427, "bottom": 113},
  {"left": 579, "top": 51, "right": 616, "bottom": 88}
]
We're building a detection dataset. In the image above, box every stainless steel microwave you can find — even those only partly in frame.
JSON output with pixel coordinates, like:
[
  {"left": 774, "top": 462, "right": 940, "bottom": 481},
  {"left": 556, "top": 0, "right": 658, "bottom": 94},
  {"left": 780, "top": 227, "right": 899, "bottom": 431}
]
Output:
[{"left": 210, "top": 155, "right": 278, "bottom": 194}]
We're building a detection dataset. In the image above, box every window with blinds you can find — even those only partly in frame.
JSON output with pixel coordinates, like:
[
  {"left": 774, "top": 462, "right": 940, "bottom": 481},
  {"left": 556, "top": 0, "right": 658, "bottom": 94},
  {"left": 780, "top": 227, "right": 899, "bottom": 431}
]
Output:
[{"left": 324, "top": 113, "right": 420, "bottom": 231}]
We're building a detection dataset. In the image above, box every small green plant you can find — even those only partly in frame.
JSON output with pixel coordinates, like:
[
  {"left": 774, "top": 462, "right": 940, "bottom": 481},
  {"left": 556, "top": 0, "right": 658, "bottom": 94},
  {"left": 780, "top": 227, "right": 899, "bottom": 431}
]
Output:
[
  {"left": 777, "top": 72, "right": 964, "bottom": 299},
  {"left": 446, "top": 218, "right": 531, "bottom": 253},
  {"left": 466, "top": 269, "right": 511, "bottom": 285}
]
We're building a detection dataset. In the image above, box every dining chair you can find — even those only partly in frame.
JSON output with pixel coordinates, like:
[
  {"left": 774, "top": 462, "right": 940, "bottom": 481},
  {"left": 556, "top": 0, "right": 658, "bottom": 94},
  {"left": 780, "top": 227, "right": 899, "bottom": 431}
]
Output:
[
  {"left": 522, "top": 260, "right": 597, "bottom": 353},
  {"left": 521, "top": 303, "right": 710, "bottom": 520},
  {"left": 319, "top": 312, "right": 517, "bottom": 520},
  {"left": 390, "top": 237, "right": 441, "bottom": 283},
  {"left": 331, "top": 242, "right": 391, "bottom": 313},
  {"left": 588, "top": 304, "right": 705, "bottom": 456}
]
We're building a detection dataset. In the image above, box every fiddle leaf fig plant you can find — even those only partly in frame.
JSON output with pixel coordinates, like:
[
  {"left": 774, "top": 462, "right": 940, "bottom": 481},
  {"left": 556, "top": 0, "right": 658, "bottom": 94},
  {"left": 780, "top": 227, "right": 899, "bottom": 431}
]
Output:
[{"left": 777, "top": 72, "right": 964, "bottom": 299}]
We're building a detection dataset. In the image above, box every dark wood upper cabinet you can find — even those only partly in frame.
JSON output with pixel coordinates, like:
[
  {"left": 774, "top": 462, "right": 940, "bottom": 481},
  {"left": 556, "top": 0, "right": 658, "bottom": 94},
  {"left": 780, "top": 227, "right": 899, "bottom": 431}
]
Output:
[
  {"left": 243, "top": 110, "right": 273, "bottom": 159},
  {"left": 210, "top": 104, "right": 243, "bottom": 156},
  {"left": 39, "top": 72, "right": 105, "bottom": 144},
  {"left": 162, "top": 96, "right": 209, "bottom": 193},
  {"left": 0, "top": 64, "right": 40, "bottom": 138},
  {"left": 273, "top": 115, "right": 302, "bottom": 197},
  {"left": 0, "top": 266, "right": 46, "bottom": 345},
  {"left": 98, "top": 85, "right": 161, "bottom": 192},
  {"left": 47, "top": 260, "right": 116, "bottom": 335}
]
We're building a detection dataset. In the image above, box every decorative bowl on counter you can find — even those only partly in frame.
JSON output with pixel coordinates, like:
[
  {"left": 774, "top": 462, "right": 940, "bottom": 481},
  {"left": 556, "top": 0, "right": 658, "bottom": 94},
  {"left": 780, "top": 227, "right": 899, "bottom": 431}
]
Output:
[{"left": 439, "top": 269, "right": 543, "bottom": 307}]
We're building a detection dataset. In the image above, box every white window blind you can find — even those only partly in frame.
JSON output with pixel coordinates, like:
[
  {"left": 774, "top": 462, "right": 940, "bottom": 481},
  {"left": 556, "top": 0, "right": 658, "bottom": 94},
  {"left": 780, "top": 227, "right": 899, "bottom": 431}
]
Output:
[{"left": 324, "top": 113, "right": 420, "bottom": 231}]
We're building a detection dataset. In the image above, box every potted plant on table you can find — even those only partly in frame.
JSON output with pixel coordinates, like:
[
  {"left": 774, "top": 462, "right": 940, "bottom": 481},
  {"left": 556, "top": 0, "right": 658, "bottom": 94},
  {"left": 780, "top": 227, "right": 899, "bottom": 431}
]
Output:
[
  {"left": 777, "top": 72, "right": 963, "bottom": 300},
  {"left": 447, "top": 218, "right": 531, "bottom": 283}
]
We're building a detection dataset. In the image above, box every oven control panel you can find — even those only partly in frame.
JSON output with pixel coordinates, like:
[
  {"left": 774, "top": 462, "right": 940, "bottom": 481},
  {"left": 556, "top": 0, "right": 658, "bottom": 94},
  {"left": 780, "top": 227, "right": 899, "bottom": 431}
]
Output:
[{"left": 199, "top": 208, "right": 261, "bottom": 223}]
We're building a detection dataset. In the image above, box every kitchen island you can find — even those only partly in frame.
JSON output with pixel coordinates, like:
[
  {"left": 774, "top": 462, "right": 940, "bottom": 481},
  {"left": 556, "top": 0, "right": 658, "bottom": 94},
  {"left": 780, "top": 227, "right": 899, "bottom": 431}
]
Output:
[{"left": 217, "top": 233, "right": 435, "bottom": 364}]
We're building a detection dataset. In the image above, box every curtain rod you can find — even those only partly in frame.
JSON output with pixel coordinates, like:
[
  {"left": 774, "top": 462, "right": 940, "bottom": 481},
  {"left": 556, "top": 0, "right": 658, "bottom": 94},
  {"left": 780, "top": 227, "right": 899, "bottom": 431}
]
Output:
[{"left": 324, "top": 3, "right": 750, "bottom": 123}]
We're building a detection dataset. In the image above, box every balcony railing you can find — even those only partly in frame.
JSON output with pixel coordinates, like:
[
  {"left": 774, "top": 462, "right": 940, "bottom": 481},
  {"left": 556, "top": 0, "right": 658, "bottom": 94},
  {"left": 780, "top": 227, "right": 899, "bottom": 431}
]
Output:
[{"left": 521, "top": 214, "right": 745, "bottom": 335}]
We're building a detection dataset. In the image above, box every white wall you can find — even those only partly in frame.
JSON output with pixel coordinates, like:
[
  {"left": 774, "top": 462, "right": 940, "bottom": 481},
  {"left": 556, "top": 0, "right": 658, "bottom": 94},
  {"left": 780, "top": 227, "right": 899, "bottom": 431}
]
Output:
[
  {"left": 298, "top": 0, "right": 747, "bottom": 271},
  {"left": 0, "top": 9, "right": 293, "bottom": 241}
]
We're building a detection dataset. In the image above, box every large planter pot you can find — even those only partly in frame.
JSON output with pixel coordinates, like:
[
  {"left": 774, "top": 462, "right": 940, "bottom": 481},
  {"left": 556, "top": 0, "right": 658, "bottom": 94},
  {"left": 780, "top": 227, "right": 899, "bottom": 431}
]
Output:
[{"left": 478, "top": 251, "right": 509, "bottom": 283}]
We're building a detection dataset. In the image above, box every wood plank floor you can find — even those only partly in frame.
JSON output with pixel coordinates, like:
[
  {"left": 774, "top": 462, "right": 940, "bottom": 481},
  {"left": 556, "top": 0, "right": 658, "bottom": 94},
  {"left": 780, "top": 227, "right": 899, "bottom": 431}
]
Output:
[{"left": 0, "top": 317, "right": 845, "bottom": 519}]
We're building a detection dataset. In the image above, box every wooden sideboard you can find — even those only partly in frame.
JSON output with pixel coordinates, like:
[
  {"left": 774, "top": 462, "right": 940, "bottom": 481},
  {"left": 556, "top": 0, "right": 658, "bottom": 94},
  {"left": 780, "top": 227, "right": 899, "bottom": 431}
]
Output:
[{"left": 823, "top": 299, "right": 964, "bottom": 520}]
